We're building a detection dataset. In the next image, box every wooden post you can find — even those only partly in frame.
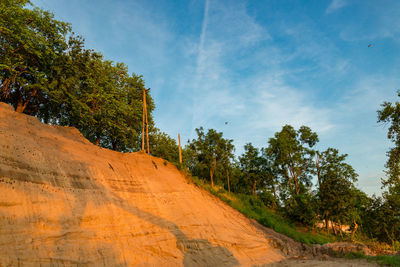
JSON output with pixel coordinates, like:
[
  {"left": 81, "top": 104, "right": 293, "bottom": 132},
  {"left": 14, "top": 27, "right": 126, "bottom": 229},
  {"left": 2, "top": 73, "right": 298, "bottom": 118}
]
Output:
[
  {"left": 144, "top": 89, "right": 150, "bottom": 154},
  {"left": 178, "top": 133, "right": 182, "bottom": 164},
  {"left": 142, "top": 89, "right": 145, "bottom": 152}
]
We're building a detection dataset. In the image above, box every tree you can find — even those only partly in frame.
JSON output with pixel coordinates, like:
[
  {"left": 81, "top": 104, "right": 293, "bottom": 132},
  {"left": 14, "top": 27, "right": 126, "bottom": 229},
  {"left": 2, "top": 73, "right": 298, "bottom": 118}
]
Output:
[
  {"left": 315, "top": 148, "right": 358, "bottom": 233},
  {"left": 220, "top": 138, "right": 235, "bottom": 192},
  {"left": 239, "top": 143, "right": 262, "bottom": 196},
  {"left": 377, "top": 91, "right": 400, "bottom": 187},
  {"left": 267, "top": 125, "right": 318, "bottom": 198},
  {"left": 187, "top": 127, "right": 234, "bottom": 187},
  {"left": 375, "top": 92, "right": 400, "bottom": 245},
  {"left": 0, "top": 0, "right": 70, "bottom": 113},
  {"left": 362, "top": 190, "right": 400, "bottom": 246},
  {"left": 259, "top": 148, "right": 280, "bottom": 207}
]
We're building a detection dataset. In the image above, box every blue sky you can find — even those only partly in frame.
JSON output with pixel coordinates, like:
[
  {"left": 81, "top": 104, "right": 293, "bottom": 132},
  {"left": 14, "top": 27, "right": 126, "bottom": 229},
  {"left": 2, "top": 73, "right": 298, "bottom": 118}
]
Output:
[{"left": 32, "top": 0, "right": 400, "bottom": 195}]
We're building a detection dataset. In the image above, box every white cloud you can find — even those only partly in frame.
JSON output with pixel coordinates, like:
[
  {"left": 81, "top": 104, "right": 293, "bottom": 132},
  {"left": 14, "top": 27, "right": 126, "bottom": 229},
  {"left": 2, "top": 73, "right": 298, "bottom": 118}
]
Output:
[
  {"left": 244, "top": 73, "right": 335, "bottom": 134},
  {"left": 326, "top": 0, "right": 348, "bottom": 14},
  {"left": 173, "top": 0, "right": 340, "bottom": 146}
]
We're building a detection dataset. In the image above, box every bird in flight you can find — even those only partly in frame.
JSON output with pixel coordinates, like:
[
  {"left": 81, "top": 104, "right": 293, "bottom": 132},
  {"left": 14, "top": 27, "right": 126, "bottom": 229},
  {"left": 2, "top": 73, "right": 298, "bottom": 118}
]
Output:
[{"left": 368, "top": 44, "right": 372, "bottom": 47}]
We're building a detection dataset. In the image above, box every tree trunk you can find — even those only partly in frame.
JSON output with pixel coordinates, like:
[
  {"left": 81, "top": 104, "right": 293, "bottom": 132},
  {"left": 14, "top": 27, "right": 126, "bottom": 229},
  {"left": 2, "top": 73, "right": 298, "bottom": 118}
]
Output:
[
  {"left": 271, "top": 182, "right": 277, "bottom": 208},
  {"left": 325, "top": 213, "right": 330, "bottom": 234},
  {"left": 210, "top": 157, "right": 216, "bottom": 187},
  {"left": 1, "top": 74, "right": 16, "bottom": 98},
  {"left": 178, "top": 133, "right": 182, "bottom": 164},
  {"left": 252, "top": 180, "right": 256, "bottom": 196},
  {"left": 292, "top": 169, "right": 300, "bottom": 195},
  {"left": 210, "top": 168, "right": 214, "bottom": 187},
  {"left": 112, "top": 141, "right": 118, "bottom": 151},
  {"left": 338, "top": 219, "right": 344, "bottom": 239},
  {"left": 332, "top": 222, "right": 337, "bottom": 235},
  {"left": 15, "top": 88, "right": 37, "bottom": 113},
  {"left": 287, "top": 153, "right": 300, "bottom": 195},
  {"left": 285, "top": 168, "right": 294, "bottom": 193},
  {"left": 226, "top": 168, "right": 230, "bottom": 192},
  {"left": 1, "top": 78, "right": 11, "bottom": 96},
  {"left": 351, "top": 220, "right": 358, "bottom": 241},
  {"left": 95, "top": 136, "right": 100, "bottom": 146},
  {"left": 15, "top": 99, "right": 25, "bottom": 113},
  {"left": 316, "top": 153, "right": 322, "bottom": 191}
]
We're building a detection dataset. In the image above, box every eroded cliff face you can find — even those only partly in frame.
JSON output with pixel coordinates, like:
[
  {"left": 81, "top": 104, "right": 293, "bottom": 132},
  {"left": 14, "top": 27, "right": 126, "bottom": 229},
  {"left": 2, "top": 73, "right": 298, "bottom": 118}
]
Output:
[{"left": 0, "top": 102, "right": 285, "bottom": 266}]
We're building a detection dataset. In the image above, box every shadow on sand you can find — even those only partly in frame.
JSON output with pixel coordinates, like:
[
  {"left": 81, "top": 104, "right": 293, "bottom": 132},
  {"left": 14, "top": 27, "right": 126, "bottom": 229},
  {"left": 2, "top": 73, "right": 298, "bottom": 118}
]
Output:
[{"left": 1, "top": 154, "right": 239, "bottom": 266}]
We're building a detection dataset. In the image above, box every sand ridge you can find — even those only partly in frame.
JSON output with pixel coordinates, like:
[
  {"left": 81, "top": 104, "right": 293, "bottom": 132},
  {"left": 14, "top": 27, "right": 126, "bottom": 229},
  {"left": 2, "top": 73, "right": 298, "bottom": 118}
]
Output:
[{"left": 0, "top": 102, "right": 285, "bottom": 266}]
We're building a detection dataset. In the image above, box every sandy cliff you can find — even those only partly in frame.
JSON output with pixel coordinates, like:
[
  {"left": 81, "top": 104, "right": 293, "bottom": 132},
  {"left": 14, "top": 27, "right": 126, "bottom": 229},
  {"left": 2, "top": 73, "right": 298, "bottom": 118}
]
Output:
[{"left": 0, "top": 102, "right": 286, "bottom": 266}]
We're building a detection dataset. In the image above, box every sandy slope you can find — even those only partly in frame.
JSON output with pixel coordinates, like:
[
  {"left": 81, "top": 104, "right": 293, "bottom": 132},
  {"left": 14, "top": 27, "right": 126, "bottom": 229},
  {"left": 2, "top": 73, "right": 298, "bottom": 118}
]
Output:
[
  {"left": 0, "top": 102, "right": 286, "bottom": 266},
  {"left": 0, "top": 102, "right": 380, "bottom": 267}
]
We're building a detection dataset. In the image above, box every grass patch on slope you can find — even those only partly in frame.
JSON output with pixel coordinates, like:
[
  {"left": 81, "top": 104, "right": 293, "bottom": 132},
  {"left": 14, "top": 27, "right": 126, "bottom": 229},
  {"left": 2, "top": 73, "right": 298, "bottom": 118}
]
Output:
[
  {"left": 373, "top": 255, "right": 400, "bottom": 266},
  {"left": 340, "top": 252, "right": 400, "bottom": 267},
  {"left": 190, "top": 176, "right": 333, "bottom": 245}
]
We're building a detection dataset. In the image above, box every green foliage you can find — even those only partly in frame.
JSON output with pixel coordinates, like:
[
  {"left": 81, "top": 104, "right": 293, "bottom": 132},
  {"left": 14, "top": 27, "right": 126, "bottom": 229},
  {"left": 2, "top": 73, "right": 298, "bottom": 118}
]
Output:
[
  {"left": 283, "top": 192, "right": 317, "bottom": 226},
  {"left": 0, "top": 0, "right": 70, "bottom": 113},
  {"left": 236, "top": 143, "right": 278, "bottom": 205},
  {"left": 186, "top": 127, "right": 234, "bottom": 186},
  {"left": 362, "top": 191, "right": 400, "bottom": 246},
  {"left": 316, "top": 148, "right": 359, "bottom": 228},
  {"left": 378, "top": 91, "right": 400, "bottom": 187},
  {"left": 266, "top": 125, "right": 318, "bottom": 198},
  {"left": 374, "top": 93, "right": 400, "bottom": 246},
  {"left": 239, "top": 143, "right": 262, "bottom": 195},
  {"left": 149, "top": 128, "right": 179, "bottom": 163},
  {"left": 258, "top": 190, "right": 276, "bottom": 208}
]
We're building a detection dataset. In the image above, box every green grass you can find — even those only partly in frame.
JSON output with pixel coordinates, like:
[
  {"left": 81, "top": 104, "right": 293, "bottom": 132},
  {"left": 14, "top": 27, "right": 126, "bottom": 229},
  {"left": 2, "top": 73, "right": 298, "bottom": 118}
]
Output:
[
  {"left": 190, "top": 176, "right": 333, "bottom": 245},
  {"left": 339, "top": 251, "right": 400, "bottom": 266},
  {"left": 374, "top": 255, "right": 400, "bottom": 266}
]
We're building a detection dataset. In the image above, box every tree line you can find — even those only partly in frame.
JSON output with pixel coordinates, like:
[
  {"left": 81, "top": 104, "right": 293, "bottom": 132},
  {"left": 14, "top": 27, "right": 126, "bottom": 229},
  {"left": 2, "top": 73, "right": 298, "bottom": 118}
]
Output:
[
  {"left": 174, "top": 121, "right": 399, "bottom": 247},
  {"left": 1, "top": 0, "right": 399, "bottom": 249}
]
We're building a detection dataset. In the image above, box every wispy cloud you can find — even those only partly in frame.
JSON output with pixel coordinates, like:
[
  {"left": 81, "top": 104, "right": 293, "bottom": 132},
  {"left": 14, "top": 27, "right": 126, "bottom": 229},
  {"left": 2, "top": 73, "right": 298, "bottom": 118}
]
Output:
[
  {"left": 326, "top": 0, "right": 348, "bottom": 14},
  {"left": 339, "top": 2, "right": 400, "bottom": 42},
  {"left": 247, "top": 75, "right": 334, "bottom": 134},
  {"left": 179, "top": 0, "right": 341, "bottom": 145},
  {"left": 32, "top": 0, "right": 400, "bottom": 195},
  {"left": 197, "top": 0, "right": 209, "bottom": 70}
]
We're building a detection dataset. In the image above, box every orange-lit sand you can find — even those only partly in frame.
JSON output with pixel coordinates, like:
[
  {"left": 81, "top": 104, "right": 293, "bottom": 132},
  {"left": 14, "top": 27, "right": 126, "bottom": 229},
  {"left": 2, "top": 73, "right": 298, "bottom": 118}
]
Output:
[
  {"left": 0, "top": 102, "right": 378, "bottom": 266},
  {"left": 0, "top": 102, "right": 286, "bottom": 266}
]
